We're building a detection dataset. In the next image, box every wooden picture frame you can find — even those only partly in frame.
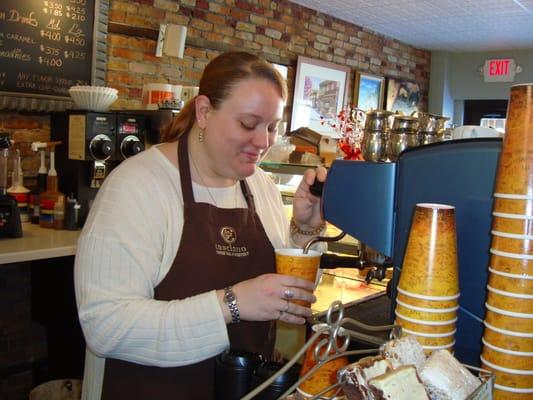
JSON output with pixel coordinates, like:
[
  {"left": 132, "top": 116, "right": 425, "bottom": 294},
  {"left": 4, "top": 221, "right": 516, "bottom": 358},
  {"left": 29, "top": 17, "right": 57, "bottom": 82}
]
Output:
[
  {"left": 353, "top": 71, "right": 385, "bottom": 111},
  {"left": 385, "top": 78, "right": 421, "bottom": 115},
  {"left": 290, "top": 56, "right": 350, "bottom": 138}
]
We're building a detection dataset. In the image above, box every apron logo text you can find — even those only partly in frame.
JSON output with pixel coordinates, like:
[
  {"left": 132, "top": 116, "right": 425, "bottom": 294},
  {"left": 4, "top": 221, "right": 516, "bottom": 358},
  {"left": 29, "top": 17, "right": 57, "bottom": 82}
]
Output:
[{"left": 216, "top": 226, "right": 249, "bottom": 257}]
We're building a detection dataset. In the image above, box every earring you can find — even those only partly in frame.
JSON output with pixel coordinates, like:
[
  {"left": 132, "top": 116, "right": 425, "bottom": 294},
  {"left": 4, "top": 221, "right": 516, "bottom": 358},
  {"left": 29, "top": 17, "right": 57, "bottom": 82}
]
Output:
[{"left": 198, "top": 128, "right": 204, "bottom": 143}]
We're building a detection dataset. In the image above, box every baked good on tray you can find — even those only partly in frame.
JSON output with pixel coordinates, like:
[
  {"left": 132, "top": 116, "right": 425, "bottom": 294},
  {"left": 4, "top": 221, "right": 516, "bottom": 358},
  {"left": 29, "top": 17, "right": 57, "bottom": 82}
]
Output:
[
  {"left": 340, "top": 355, "right": 393, "bottom": 400},
  {"left": 341, "top": 336, "right": 482, "bottom": 400},
  {"left": 368, "top": 365, "right": 429, "bottom": 399},
  {"left": 419, "top": 350, "right": 480, "bottom": 400},
  {"left": 379, "top": 334, "right": 426, "bottom": 373}
]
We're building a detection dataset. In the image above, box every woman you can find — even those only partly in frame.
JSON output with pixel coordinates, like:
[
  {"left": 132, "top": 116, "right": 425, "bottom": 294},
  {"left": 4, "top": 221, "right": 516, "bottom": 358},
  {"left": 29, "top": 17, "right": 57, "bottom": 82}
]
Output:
[{"left": 74, "top": 52, "right": 327, "bottom": 399}]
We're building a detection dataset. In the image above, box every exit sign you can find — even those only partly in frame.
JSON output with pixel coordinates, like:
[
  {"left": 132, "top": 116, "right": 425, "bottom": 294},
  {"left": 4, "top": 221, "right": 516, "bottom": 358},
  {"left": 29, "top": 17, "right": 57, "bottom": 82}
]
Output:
[{"left": 483, "top": 58, "right": 517, "bottom": 82}]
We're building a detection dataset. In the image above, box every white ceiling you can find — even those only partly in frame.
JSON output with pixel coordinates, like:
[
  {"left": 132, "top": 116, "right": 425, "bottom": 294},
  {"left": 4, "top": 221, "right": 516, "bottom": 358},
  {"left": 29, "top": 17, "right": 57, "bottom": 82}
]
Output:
[{"left": 291, "top": 0, "right": 533, "bottom": 52}]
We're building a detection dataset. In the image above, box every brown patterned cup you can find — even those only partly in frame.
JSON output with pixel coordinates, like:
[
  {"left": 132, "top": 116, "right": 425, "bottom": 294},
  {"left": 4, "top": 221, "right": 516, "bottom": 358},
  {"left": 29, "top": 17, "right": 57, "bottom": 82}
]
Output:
[
  {"left": 398, "top": 203, "right": 459, "bottom": 297},
  {"left": 395, "top": 313, "right": 456, "bottom": 335},
  {"left": 493, "top": 388, "right": 532, "bottom": 400},
  {"left": 490, "top": 252, "right": 533, "bottom": 276},
  {"left": 483, "top": 324, "right": 533, "bottom": 353},
  {"left": 492, "top": 215, "right": 533, "bottom": 236},
  {"left": 275, "top": 248, "right": 321, "bottom": 307},
  {"left": 396, "top": 291, "right": 458, "bottom": 309},
  {"left": 485, "top": 307, "right": 533, "bottom": 334},
  {"left": 493, "top": 84, "right": 533, "bottom": 196},
  {"left": 486, "top": 286, "right": 533, "bottom": 314},
  {"left": 412, "top": 333, "right": 455, "bottom": 348},
  {"left": 488, "top": 271, "right": 533, "bottom": 295}
]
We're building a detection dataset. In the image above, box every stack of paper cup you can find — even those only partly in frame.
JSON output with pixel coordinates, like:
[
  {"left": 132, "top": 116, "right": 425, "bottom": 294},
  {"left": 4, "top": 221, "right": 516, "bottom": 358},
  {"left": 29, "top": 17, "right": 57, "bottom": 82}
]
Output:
[
  {"left": 395, "top": 203, "right": 459, "bottom": 354},
  {"left": 481, "top": 84, "right": 533, "bottom": 400}
]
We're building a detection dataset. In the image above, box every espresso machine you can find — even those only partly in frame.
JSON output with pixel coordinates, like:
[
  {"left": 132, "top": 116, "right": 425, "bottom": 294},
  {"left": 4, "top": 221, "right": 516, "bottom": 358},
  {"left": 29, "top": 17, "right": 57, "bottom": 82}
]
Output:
[
  {"left": 51, "top": 111, "right": 148, "bottom": 225},
  {"left": 322, "top": 138, "right": 502, "bottom": 366}
]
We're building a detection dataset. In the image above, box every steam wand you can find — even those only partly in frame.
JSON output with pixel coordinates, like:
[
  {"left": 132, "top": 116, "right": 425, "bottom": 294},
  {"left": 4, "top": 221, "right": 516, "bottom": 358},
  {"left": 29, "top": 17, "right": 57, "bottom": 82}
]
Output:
[{"left": 303, "top": 233, "right": 393, "bottom": 284}]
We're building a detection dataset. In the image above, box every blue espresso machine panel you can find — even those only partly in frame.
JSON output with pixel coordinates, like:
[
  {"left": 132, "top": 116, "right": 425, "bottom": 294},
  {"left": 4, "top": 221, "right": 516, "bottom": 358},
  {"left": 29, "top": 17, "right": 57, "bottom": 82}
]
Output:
[{"left": 323, "top": 138, "right": 502, "bottom": 366}]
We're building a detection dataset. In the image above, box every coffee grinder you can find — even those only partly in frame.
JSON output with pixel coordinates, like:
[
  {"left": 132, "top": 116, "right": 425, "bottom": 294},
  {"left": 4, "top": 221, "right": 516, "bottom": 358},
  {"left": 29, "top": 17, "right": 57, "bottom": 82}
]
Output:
[
  {"left": 51, "top": 111, "right": 118, "bottom": 225},
  {"left": 51, "top": 111, "right": 148, "bottom": 225},
  {"left": 0, "top": 135, "right": 22, "bottom": 238},
  {"left": 116, "top": 113, "right": 146, "bottom": 160}
]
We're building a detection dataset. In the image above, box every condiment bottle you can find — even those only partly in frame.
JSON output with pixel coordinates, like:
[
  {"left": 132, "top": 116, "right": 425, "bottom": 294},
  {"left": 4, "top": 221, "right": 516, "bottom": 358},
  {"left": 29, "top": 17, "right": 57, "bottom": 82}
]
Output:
[
  {"left": 40, "top": 146, "right": 64, "bottom": 228},
  {"left": 53, "top": 196, "right": 64, "bottom": 229},
  {"left": 7, "top": 149, "right": 30, "bottom": 223},
  {"left": 64, "top": 196, "right": 80, "bottom": 230},
  {"left": 29, "top": 143, "right": 48, "bottom": 224}
]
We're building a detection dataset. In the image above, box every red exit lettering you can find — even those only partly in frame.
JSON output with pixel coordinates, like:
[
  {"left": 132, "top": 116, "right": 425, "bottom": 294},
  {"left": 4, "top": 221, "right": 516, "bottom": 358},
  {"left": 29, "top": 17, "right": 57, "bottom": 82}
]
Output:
[{"left": 489, "top": 59, "right": 510, "bottom": 76}]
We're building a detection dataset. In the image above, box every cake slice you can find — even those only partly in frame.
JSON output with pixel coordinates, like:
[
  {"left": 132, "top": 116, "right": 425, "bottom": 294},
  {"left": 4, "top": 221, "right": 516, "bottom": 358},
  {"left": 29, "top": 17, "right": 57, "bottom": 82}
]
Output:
[
  {"left": 380, "top": 335, "right": 426, "bottom": 373},
  {"left": 340, "top": 355, "right": 393, "bottom": 400},
  {"left": 368, "top": 365, "right": 429, "bottom": 400},
  {"left": 420, "top": 350, "right": 480, "bottom": 400}
]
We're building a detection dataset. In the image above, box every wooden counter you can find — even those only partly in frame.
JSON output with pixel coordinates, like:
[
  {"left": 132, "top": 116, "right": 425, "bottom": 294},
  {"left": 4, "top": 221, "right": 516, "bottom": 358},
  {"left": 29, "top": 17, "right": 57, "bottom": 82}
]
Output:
[{"left": 0, "top": 223, "right": 80, "bottom": 265}]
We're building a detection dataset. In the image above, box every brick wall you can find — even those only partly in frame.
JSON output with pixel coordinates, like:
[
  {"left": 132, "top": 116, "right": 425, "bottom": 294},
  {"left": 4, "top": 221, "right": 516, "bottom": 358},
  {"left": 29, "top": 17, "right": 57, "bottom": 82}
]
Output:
[
  {"left": 0, "top": 0, "right": 431, "bottom": 178},
  {"left": 0, "top": 114, "right": 50, "bottom": 180},
  {"left": 107, "top": 0, "right": 431, "bottom": 112}
]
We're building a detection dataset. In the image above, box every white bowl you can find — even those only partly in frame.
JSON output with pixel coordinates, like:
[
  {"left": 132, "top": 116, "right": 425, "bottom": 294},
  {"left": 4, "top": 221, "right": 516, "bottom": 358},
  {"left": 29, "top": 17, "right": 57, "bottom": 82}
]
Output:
[{"left": 69, "top": 86, "right": 118, "bottom": 112}]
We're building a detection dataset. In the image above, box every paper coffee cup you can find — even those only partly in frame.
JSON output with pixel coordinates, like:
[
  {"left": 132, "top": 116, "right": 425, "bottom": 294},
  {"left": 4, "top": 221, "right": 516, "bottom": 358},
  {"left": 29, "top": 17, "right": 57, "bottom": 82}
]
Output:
[
  {"left": 275, "top": 248, "right": 321, "bottom": 307},
  {"left": 490, "top": 253, "right": 533, "bottom": 276},
  {"left": 486, "top": 285, "right": 533, "bottom": 314},
  {"left": 483, "top": 322, "right": 533, "bottom": 352},
  {"left": 395, "top": 303, "right": 457, "bottom": 322},
  {"left": 396, "top": 290, "right": 458, "bottom": 310},
  {"left": 485, "top": 305, "right": 533, "bottom": 333},
  {"left": 398, "top": 204, "right": 459, "bottom": 297}
]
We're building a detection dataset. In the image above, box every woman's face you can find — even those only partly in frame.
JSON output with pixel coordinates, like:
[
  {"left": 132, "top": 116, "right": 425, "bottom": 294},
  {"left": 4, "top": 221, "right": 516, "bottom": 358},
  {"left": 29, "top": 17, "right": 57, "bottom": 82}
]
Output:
[{"left": 203, "top": 78, "right": 285, "bottom": 180}]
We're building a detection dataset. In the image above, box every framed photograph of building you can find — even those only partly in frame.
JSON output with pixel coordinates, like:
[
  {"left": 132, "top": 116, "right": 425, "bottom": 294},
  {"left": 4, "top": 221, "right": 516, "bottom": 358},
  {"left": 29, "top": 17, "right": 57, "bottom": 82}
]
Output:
[
  {"left": 385, "top": 78, "right": 421, "bottom": 115},
  {"left": 353, "top": 72, "right": 385, "bottom": 111},
  {"left": 290, "top": 56, "right": 350, "bottom": 138}
]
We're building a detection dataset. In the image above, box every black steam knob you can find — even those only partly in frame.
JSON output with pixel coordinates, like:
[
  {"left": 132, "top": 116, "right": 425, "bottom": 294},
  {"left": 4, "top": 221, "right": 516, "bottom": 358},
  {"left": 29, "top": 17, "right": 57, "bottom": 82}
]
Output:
[
  {"left": 121, "top": 137, "right": 144, "bottom": 158},
  {"left": 89, "top": 134, "right": 114, "bottom": 161}
]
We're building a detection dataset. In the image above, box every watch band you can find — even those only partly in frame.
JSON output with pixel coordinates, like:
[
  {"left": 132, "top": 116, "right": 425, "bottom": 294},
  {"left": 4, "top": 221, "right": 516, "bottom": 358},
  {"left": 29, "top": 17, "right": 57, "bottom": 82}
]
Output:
[{"left": 223, "top": 286, "right": 240, "bottom": 324}]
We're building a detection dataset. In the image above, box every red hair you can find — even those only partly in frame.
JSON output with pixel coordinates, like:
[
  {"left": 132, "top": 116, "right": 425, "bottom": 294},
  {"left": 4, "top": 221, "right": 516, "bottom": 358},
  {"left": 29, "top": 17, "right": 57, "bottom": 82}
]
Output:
[{"left": 161, "top": 52, "right": 287, "bottom": 142}]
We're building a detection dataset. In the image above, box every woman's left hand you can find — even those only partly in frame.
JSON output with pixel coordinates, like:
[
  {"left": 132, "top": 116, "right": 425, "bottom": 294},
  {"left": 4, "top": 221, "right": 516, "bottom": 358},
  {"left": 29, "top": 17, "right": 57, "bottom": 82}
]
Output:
[{"left": 292, "top": 166, "right": 327, "bottom": 232}]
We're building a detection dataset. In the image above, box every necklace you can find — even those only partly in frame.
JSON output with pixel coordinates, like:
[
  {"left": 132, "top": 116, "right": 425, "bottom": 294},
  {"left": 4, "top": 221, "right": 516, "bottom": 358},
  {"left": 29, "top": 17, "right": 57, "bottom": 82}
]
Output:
[{"left": 190, "top": 153, "right": 239, "bottom": 208}]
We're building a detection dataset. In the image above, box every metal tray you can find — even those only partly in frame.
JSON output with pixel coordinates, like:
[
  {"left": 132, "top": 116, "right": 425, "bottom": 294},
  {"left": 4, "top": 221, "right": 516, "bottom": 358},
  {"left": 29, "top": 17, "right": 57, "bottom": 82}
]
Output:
[{"left": 242, "top": 301, "right": 493, "bottom": 400}]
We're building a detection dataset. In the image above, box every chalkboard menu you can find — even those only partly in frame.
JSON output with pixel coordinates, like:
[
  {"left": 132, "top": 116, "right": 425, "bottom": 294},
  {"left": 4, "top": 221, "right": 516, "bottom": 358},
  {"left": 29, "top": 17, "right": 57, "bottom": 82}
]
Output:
[{"left": 0, "top": 0, "right": 95, "bottom": 98}]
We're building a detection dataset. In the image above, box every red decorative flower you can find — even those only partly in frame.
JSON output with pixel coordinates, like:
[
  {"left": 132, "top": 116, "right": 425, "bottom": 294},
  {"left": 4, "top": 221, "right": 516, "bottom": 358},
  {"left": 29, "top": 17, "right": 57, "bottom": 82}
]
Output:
[{"left": 320, "top": 107, "right": 364, "bottom": 160}]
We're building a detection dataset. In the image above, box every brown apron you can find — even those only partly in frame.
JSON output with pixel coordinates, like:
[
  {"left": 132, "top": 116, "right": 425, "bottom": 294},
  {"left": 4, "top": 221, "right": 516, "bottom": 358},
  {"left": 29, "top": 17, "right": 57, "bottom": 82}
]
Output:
[{"left": 101, "top": 133, "right": 276, "bottom": 399}]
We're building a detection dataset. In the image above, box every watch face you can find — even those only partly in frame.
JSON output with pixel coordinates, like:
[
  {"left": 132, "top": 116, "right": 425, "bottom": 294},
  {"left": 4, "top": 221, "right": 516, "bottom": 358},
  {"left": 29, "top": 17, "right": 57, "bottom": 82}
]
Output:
[{"left": 225, "top": 288, "right": 235, "bottom": 304}]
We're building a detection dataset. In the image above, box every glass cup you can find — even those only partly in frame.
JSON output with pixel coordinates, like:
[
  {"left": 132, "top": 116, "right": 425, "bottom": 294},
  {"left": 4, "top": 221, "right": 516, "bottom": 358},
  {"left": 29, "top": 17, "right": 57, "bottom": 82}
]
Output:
[{"left": 275, "top": 248, "right": 321, "bottom": 307}]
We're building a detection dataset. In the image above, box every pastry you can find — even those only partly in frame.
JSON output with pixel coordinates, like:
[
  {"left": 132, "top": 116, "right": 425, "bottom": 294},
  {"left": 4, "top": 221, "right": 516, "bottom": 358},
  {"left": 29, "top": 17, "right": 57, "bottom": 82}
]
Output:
[
  {"left": 369, "top": 365, "right": 429, "bottom": 399},
  {"left": 419, "top": 350, "right": 480, "bottom": 400},
  {"left": 380, "top": 335, "right": 426, "bottom": 373},
  {"left": 340, "top": 355, "right": 393, "bottom": 400}
]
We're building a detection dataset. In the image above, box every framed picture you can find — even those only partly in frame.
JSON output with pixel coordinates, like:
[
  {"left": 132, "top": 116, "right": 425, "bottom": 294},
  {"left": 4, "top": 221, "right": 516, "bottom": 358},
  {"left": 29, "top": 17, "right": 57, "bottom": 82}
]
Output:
[
  {"left": 385, "top": 78, "right": 421, "bottom": 115},
  {"left": 290, "top": 56, "right": 350, "bottom": 138},
  {"left": 353, "top": 72, "right": 385, "bottom": 111}
]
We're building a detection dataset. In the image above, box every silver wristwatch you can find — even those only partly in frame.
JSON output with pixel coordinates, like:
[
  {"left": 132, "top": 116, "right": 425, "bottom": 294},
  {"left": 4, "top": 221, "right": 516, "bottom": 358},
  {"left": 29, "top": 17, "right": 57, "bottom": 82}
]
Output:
[{"left": 223, "top": 286, "right": 240, "bottom": 324}]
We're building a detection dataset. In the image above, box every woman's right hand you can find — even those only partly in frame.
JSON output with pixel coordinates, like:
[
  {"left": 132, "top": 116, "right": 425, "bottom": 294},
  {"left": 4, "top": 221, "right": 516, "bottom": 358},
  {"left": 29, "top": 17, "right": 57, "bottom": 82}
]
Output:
[{"left": 220, "top": 273, "right": 317, "bottom": 325}]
